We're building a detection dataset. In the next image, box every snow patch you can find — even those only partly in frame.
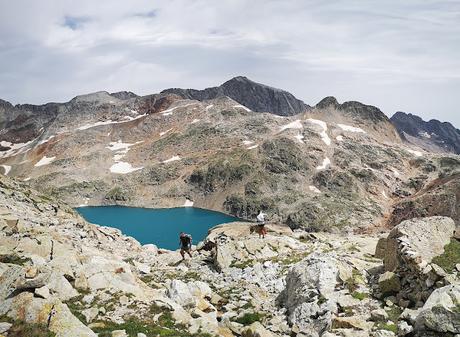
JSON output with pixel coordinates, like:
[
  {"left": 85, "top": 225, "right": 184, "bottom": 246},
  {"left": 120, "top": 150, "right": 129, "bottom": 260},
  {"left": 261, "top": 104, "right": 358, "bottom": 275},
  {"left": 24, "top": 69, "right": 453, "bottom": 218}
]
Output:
[
  {"left": 1, "top": 165, "right": 11, "bottom": 175},
  {"left": 37, "top": 135, "right": 56, "bottom": 145},
  {"left": 205, "top": 104, "right": 213, "bottom": 111},
  {"left": 243, "top": 140, "right": 254, "bottom": 145},
  {"left": 306, "top": 119, "right": 331, "bottom": 146},
  {"left": 391, "top": 168, "right": 400, "bottom": 177},
  {"left": 309, "top": 185, "right": 321, "bottom": 194},
  {"left": 35, "top": 156, "right": 56, "bottom": 167},
  {"left": 77, "top": 114, "right": 146, "bottom": 131},
  {"left": 107, "top": 140, "right": 144, "bottom": 174},
  {"left": 110, "top": 162, "right": 143, "bottom": 174},
  {"left": 0, "top": 139, "right": 36, "bottom": 159},
  {"left": 159, "top": 129, "right": 172, "bottom": 137},
  {"left": 336, "top": 135, "right": 344, "bottom": 142},
  {"left": 295, "top": 133, "right": 305, "bottom": 144},
  {"left": 161, "top": 103, "right": 196, "bottom": 116},
  {"left": 247, "top": 144, "right": 259, "bottom": 150},
  {"left": 419, "top": 131, "right": 431, "bottom": 139},
  {"left": 78, "top": 198, "right": 90, "bottom": 207},
  {"left": 162, "top": 155, "right": 181, "bottom": 164},
  {"left": 280, "top": 120, "right": 303, "bottom": 131},
  {"left": 191, "top": 119, "right": 200, "bottom": 124},
  {"left": 23, "top": 177, "right": 31, "bottom": 182},
  {"left": 407, "top": 149, "right": 423, "bottom": 157},
  {"left": 316, "top": 157, "right": 331, "bottom": 170},
  {"left": 337, "top": 124, "right": 366, "bottom": 133},
  {"left": 183, "top": 199, "right": 194, "bottom": 207},
  {"left": 233, "top": 104, "right": 251, "bottom": 112},
  {"left": 382, "top": 191, "right": 389, "bottom": 199},
  {"left": 106, "top": 140, "right": 143, "bottom": 153}
]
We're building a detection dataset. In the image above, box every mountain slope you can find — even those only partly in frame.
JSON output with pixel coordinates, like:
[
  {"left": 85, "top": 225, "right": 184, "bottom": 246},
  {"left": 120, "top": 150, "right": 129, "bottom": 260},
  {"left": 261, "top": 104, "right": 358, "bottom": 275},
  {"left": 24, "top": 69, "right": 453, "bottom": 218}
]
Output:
[
  {"left": 312, "top": 96, "right": 402, "bottom": 143},
  {"left": 391, "top": 111, "right": 460, "bottom": 154},
  {"left": 0, "top": 78, "right": 459, "bottom": 231},
  {"left": 162, "top": 76, "right": 309, "bottom": 116}
]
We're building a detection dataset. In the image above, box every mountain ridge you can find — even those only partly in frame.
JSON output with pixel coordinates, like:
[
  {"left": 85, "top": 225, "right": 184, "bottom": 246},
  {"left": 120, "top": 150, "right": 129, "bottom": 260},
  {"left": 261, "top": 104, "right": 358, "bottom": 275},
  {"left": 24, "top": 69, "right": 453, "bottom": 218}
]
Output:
[
  {"left": 0, "top": 76, "right": 459, "bottom": 232},
  {"left": 391, "top": 111, "right": 460, "bottom": 154}
]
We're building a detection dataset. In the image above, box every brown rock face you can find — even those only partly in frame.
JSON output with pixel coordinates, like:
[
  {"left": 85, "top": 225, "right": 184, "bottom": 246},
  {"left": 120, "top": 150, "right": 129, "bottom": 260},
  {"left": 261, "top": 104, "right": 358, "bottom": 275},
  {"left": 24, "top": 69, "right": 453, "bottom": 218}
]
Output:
[{"left": 389, "top": 174, "right": 460, "bottom": 227}]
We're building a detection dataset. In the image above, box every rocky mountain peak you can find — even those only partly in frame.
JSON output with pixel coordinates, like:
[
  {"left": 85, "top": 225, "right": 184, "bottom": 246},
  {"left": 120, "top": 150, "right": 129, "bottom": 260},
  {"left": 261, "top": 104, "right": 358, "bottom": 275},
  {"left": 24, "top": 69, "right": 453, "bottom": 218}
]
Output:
[
  {"left": 315, "top": 96, "right": 339, "bottom": 109},
  {"left": 162, "top": 76, "right": 309, "bottom": 116},
  {"left": 110, "top": 91, "right": 138, "bottom": 100},
  {"left": 70, "top": 91, "right": 116, "bottom": 104}
]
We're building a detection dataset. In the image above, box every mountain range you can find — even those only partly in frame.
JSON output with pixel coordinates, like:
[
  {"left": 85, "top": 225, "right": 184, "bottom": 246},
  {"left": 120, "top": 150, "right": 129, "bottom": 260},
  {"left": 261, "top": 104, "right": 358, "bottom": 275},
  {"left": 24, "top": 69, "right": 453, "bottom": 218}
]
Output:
[{"left": 0, "top": 76, "right": 459, "bottom": 231}]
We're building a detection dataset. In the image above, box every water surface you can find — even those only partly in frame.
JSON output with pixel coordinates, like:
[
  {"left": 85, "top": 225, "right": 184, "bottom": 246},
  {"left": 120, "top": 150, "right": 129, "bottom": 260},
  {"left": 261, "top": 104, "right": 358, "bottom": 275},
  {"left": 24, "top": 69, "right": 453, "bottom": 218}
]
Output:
[{"left": 76, "top": 206, "right": 238, "bottom": 250}]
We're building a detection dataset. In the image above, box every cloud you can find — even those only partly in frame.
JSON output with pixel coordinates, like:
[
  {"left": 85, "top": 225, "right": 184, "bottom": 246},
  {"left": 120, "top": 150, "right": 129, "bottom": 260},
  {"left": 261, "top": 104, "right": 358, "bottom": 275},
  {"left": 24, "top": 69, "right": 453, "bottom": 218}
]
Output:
[{"left": 0, "top": 0, "right": 459, "bottom": 127}]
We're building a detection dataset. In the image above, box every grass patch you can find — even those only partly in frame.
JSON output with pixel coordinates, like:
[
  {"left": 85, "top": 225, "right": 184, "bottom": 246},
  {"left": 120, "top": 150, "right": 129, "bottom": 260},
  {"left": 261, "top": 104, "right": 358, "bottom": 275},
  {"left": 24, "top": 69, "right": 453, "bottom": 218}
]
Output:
[
  {"left": 453, "top": 304, "right": 460, "bottom": 314},
  {"left": 345, "top": 269, "right": 364, "bottom": 293},
  {"left": 230, "top": 260, "right": 254, "bottom": 269},
  {"left": 386, "top": 306, "right": 402, "bottom": 323},
  {"left": 0, "top": 254, "right": 31, "bottom": 266},
  {"left": 270, "top": 251, "right": 311, "bottom": 267},
  {"left": 234, "top": 312, "right": 264, "bottom": 326},
  {"left": 92, "top": 316, "right": 210, "bottom": 337},
  {"left": 0, "top": 316, "right": 55, "bottom": 337},
  {"left": 376, "top": 322, "right": 397, "bottom": 333},
  {"left": 351, "top": 292, "right": 369, "bottom": 301},
  {"left": 432, "top": 239, "right": 460, "bottom": 273}
]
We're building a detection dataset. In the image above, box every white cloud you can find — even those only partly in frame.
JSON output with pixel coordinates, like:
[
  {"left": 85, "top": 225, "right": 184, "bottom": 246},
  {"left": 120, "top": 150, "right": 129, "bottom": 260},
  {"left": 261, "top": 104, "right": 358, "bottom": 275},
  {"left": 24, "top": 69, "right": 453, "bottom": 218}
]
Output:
[{"left": 0, "top": 0, "right": 459, "bottom": 127}]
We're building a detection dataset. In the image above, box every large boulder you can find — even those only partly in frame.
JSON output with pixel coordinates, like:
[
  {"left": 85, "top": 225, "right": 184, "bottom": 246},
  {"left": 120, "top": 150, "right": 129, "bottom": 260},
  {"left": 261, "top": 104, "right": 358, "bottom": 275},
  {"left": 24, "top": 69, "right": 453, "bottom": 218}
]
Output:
[
  {"left": 415, "top": 284, "right": 460, "bottom": 333},
  {"left": 376, "top": 217, "right": 457, "bottom": 306},
  {"left": 278, "top": 253, "right": 340, "bottom": 337},
  {"left": 380, "top": 216, "right": 455, "bottom": 272},
  {"left": 166, "top": 279, "right": 196, "bottom": 308}
]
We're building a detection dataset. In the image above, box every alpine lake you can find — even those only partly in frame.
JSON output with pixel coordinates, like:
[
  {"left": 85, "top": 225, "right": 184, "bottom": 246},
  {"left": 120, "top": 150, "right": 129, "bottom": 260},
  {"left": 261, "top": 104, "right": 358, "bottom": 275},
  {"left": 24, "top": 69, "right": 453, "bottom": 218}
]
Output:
[{"left": 76, "top": 206, "right": 238, "bottom": 250}]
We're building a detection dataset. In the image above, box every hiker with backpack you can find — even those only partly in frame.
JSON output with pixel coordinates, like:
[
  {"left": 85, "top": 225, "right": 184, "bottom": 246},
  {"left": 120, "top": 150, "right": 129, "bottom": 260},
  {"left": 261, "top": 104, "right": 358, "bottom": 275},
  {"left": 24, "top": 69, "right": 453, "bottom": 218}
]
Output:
[{"left": 179, "top": 232, "right": 193, "bottom": 260}]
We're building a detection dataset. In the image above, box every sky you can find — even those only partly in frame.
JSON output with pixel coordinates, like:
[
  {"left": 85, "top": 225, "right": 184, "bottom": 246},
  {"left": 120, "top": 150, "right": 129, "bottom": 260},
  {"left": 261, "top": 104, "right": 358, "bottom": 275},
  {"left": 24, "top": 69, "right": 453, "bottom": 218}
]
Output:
[{"left": 0, "top": 0, "right": 459, "bottom": 127}]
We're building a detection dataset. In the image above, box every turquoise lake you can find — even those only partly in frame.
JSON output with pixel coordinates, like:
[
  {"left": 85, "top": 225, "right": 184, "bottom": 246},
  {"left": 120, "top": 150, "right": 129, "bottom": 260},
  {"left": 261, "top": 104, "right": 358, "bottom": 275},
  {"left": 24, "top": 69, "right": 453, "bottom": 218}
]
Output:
[{"left": 76, "top": 206, "right": 238, "bottom": 250}]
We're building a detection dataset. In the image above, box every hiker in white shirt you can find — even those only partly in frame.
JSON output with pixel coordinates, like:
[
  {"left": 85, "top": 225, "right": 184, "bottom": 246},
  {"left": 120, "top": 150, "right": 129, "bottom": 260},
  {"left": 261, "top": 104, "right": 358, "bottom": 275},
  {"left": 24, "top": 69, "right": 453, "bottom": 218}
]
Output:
[{"left": 256, "top": 210, "right": 267, "bottom": 238}]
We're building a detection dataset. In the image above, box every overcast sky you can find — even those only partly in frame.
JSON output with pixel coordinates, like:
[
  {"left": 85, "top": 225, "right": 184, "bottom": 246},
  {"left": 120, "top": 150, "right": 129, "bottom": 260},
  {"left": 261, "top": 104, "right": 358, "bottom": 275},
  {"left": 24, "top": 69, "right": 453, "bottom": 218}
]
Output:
[{"left": 0, "top": 0, "right": 459, "bottom": 127}]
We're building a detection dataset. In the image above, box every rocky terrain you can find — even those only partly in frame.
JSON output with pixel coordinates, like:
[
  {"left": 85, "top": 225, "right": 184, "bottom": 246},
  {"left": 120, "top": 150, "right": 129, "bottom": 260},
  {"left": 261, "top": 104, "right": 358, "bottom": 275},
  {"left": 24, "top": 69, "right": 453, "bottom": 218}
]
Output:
[
  {"left": 1, "top": 77, "right": 459, "bottom": 232},
  {"left": 391, "top": 111, "right": 460, "bottom": 154},
  {"left": 1, "top": 174, "right": 460, "bottom": 337}
]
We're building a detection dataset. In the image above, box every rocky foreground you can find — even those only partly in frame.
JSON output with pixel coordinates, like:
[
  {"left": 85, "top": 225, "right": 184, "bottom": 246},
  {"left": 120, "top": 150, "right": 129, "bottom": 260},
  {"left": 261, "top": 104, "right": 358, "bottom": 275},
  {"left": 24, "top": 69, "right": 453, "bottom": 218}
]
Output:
[{"left": 1, "top": 176, "right": 460, "bottom": 337}]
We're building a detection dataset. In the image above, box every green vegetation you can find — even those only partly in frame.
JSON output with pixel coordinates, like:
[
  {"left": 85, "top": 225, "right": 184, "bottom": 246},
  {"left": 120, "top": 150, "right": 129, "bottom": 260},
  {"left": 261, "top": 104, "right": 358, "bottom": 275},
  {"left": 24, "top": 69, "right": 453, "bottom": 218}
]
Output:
[
  {"left": 345, "top": 269, "right": 365, "bottom": 293},
  {"left": 271, "top": 251, "right": 311, "bottom": 266},
  {"left": 347, "top": 243, "right": 360, "bottom": 253},
  {"left": 0, "top": 253, "right": 30, "bottom": 266},
  {"left": 91, "top": 304, "right": 212, "bottom": 337},
  {"left": 376, "top": 322, "right": 397, "bottom": 333},
  {"left": 230, "top": 259, "right": 255, "bottom": 269},
  {"left": 0, "top": 316, "right": 55, "bottom": 337},
  {"left": 141, "top": 271, "right": 202, "bottom": 285},
  {"left": 234, "top": 312, "right": 264, "bottom": 326},
  {"left": 453, "top": 304, "right": 460, "bottom": 314},
  {"left": 224, "top": 194, "right": 276, "bottom": 219},
  {"left": 189, "top": 153, "right": 254, "bottom": 194},
  {"left": 351, "top": 291, "right": 369, "bottom": 301},
  {"left": 65, "top": 296, "right": 87, "bottom": 323},
  {"left": 105, "top": 186, "right": 130, "bottom": 202},
  {"left": 432, "top": 239, "right": 460, "bottom": 273}
]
